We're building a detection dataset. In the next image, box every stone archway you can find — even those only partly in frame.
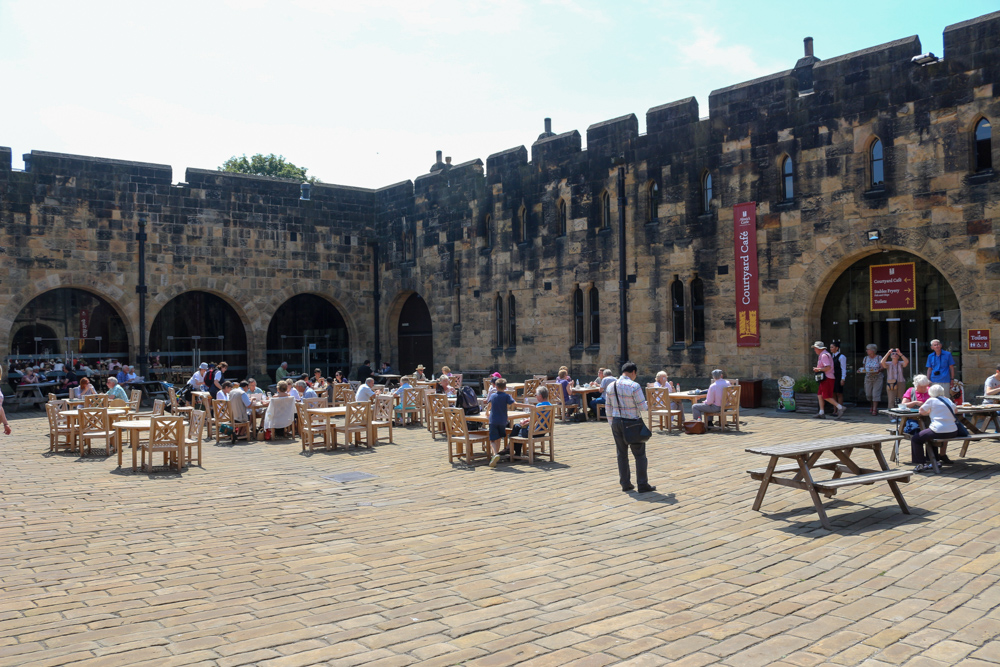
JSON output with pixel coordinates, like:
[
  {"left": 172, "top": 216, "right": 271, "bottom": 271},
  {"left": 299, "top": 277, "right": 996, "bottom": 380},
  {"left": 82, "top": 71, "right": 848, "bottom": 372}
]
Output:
[
  {"left": 388, "top": 292, "right": 433, "bottom": 376},
  {"left": 264, "top": 293, "right": 352, "bottom": 382},
  {"left": 148, "top": 291, "right": 250, "bottom": 377}
]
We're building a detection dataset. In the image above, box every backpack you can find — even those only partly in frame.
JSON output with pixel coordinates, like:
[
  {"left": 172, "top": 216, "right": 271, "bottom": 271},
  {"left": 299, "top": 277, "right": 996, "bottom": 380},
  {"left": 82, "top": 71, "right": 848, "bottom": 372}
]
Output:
[{"left": 457, "top": 386, "right": 481, "bottom": 415}]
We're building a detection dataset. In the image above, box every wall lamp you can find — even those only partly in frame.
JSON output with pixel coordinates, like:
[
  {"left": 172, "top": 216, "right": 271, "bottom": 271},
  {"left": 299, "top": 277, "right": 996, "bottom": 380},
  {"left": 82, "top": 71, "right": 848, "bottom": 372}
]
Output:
[{"left": 867, "top": 230, "right": 881, "bottom": 242}]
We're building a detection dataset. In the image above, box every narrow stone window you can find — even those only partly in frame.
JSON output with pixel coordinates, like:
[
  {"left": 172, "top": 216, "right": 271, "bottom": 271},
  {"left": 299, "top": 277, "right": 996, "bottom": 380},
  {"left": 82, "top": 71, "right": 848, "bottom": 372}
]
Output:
[
  {"left": 507, "top": 293, "right": 516, "bottom": 348},
  {"left": 557, "top": 199, "right": 567, "bottom": 236},
  {"left": 671, "top": 278, "right": 685, "bottom": 344},
  {"left": 781, "top": 156, "right": 794, "bottom": 200},
  {"left": 514, "top": 206, "right": 526, "bottom": 245},
  {"left": 691, "top": 276, "right": 705, "bottom": 344},
  {"left": 588, "top": 286, "right": 600, "bottom": 346},
  {"left": 485, "top": 214, "right": 492, "bottom": 248},
  {"left": 701, "top": 172, "right": 712, "bottom": 214},
  {"left": 573, "top": 288, "right": 585, "bottom": 346},
  {"left": 646, "top": 181, "right": 659, "bottom": 222},
  {"left": 495, "top": 295, "right": 505, "bottom": 348},
  {"left": 600, "top": 191, "right": 611, "bottom": 229},
  {"left": 975, "top": 118, "right": 992, "bottom": 173},
  {"left": 870, "top": 138, "right": 885, "bottom": 188}
]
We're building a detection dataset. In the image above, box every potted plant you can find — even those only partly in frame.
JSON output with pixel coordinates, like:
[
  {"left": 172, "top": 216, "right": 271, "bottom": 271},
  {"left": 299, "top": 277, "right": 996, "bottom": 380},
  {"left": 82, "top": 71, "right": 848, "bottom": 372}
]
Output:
[{"left": 793, "top": 375, "right": 820, "bottom": 412}]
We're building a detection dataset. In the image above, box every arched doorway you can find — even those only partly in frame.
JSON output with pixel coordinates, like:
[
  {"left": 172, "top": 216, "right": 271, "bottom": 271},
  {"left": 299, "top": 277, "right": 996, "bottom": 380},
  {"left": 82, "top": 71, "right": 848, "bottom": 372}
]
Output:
[
  {"left": 149, "top": 292, "right": 248, "bottom": 377},
  {"left": 821, "top": 250, "right": 961, "bottom": 403},
  {"left": 266, "top": 294, "right": 351, "bottom": 381},
  {"left": 397, "top": 293, "right": 433, "bottom": 376},
  {"left": 10, "top": 288, "right": 129, "bottom": 366}
]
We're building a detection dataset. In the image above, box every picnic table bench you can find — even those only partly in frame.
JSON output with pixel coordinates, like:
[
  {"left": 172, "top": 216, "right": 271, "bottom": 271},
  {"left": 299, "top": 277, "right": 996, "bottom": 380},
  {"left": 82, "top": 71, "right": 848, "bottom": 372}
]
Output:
[{"left": 746, "top": 432, "right": 910, "bottom": 530}]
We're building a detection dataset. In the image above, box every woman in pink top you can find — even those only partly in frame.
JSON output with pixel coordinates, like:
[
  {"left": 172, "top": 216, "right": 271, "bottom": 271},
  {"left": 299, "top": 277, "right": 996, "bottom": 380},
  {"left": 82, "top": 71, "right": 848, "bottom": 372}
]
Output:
[{"left": 900, "top": 374, "right": 931, "bottom": 408}]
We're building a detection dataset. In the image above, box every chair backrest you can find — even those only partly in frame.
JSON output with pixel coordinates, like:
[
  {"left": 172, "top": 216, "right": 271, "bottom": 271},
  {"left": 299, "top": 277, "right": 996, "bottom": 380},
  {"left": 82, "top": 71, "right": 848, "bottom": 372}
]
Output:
[
  {"left": 346, "top": 402, "right": 371, "bottom": 426},
  {"left": 646, "top": 387, "right": 671, "bottom": 411},
  {"left": 130, "top": 389, "right": 143, "bottom": 404},
  {"left": 333, "top": 383, "right": 352, "bottom": 406},
  {"left": 79, "top": 407, "right": 109, "bottom": 433},
  {"left": 443, "top": 407, "right": 469, "bottom": 438},
  {"left": 349, "top": 381, "right": 360, "bottom": 391},
  {"left": 427, "top": 394, "right": 448, "bottom": 419},
  {"left": 401, "top": 388, "right": 422, "bottom": 409},
  {"left": 85, "top": 394, "right": 109, "bottom": 408},
  {"left": 150, "top": 415, "right": 184, "bottom": 446},
  {"left": 187, "top": 410, "right": 206, "bottom": 442},
  {"left": 50, "top": 399, "right": 68, "bottom": 413},
  {"left": 127, "top": 394, "right": 141, "bottom": 413},
  {"left": 524, "top": 378, "right": 540, "bottom": 398},
  {"left": 374, "top": 394, "right": 393, "bottom": 421},
  {"left": 110, "top": 398, "right": 127, "bottom": 409},
  {"left": 723, "top": 385, "right": 741, "bottom": 410},
  {"left": 167, "top": 386, "right": 179, "bottom": 408},
  {"left": 533, "top": 374, "right": 548, "bottom": 380},
  {"left": 152, "top": 399, "right": 165, "bottom": 417},
  {"left": 45, "top": 402, "right": 61, "bottom": 429},
  {"left": 451, "top": 374, "right": 463, "bottom": 389},
  {"left": 544, "top": 382, "right": 565, "bottom": 407},
  {"left": 48, "top": 393, "right": 57, "bottom": 402},
  {"left": 303, "top": 396, "right": 326, "bottom": 411},
  {"left": 213, "top": 399, "right": 233, "bottom": 423},
  {"left": 529, "top": 405, "right": 555, "bottom": 435}
]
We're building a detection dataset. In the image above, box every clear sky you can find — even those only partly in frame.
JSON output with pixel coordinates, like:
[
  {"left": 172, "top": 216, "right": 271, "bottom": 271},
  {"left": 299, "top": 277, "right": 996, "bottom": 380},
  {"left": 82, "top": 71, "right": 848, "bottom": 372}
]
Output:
[{"left": 1, "top": 1, "right": 997, "bottom": 189}]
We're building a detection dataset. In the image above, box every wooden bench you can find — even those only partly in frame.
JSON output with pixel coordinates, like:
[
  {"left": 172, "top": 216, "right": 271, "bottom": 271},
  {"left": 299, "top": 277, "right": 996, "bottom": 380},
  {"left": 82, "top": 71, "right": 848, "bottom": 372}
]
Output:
[
  {"left": 812, "top": 469, "right": 912, "bottom": 491},
  {"left": 923, "top": 432, "right": 1000, "bottom": 473}
]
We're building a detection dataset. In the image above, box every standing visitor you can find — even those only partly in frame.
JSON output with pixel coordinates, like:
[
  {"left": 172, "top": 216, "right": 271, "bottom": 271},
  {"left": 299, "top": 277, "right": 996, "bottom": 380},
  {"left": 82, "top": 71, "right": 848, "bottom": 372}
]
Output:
[
  {"left": 606, "top": 361, "right": 656, "bottom": 493},
  {"left": 812, "top": 342, "right": 845, "bottom": 419},
  {"left": 857, "top": 344, "right": 883, "bottom": 415},
  {"left": 926, "top": 339, "right": 955, "bottom": 396},
  {"left": 357, "top": 360, "right": 373, "bottom": 384},
  {"left": 487, "top": 378, "right": 515, "bottom": 468},
  {"left": 829, "top": 341, "right": 847, "bottom": 408}
]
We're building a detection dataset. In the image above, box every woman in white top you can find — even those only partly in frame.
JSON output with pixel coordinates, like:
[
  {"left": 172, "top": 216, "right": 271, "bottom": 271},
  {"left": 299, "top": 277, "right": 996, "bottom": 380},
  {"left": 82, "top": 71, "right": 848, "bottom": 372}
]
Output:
[
  {"left": 910, "top": 383, "right": 967, "bottom": 472},
  {"left": 856, "top": 344, "right": 884, "bottom": 415}
]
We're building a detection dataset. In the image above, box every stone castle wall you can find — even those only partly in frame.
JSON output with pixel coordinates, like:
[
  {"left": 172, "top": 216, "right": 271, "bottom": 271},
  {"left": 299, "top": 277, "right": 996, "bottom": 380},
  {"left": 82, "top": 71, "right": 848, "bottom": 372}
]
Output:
[{"left": 2, "top": 11, "right": 1000, "bottom": 388}]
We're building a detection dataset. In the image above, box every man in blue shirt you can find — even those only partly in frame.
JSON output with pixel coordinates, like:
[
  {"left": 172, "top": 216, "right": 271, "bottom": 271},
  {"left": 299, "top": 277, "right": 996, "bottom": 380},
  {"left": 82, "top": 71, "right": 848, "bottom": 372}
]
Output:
[
  {"left": 105, "top": 376, "right": 129, "bottom": 402},
  {"left": 926, "top": 339, "right": 955, "bottom": 396}
]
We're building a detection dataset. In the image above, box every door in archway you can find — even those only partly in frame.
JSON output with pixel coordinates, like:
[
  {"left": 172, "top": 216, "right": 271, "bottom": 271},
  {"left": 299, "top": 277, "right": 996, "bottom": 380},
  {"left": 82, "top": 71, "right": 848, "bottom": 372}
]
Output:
[
  {"left": 10, "top": 288, "right": 129, "bottom": 365},
  {"left": 397, "top": 293, "right": 433, "bottom": 376},
  {"left": 266, "top": 294, "right": 351, "bottom": 381},
  {"left": 821, "top": 251, "right": 961, "bottom": 404},
  {"left": 149, "top": 292, "right": 248, "bottom": 377}
]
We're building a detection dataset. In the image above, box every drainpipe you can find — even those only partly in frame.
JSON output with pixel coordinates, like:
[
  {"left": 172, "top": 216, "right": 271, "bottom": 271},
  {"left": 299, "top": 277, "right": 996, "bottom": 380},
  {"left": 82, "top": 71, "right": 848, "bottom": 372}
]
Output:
[
  {"left": 137, "top": 215, "right": 148, "bottom": 378},
  {"left": 372, "top": 241, "right": 381, "bottom": 369},
  {"left": 617, "top": 166, "right": 628, "bottom": 366}
]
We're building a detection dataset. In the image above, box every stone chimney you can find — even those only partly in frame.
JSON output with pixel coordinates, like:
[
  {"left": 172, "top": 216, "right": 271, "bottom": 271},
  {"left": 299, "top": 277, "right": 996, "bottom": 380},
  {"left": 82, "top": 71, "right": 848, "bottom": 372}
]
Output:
[
  {"left": 537, "top": 117, "right": 556, "bottom": 141},
  {"left": 804, "top": 37, "right": 814, "bottom": 57}
]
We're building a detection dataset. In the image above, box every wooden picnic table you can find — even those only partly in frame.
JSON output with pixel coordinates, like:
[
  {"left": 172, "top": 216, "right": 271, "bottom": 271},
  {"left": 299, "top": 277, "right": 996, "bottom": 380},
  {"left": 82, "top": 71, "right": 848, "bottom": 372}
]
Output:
[
  {"left": 956, "top": 403, "right": 1000, "bottom": 434},
  {"left": 746, "top": 432, "right": 910, "bottom": 530},
  {"left": 125, "top": 380, "right": 170, "bottom": 406},
  {"left": 14, "top": 382, "right": 59, "bottom": 410}
]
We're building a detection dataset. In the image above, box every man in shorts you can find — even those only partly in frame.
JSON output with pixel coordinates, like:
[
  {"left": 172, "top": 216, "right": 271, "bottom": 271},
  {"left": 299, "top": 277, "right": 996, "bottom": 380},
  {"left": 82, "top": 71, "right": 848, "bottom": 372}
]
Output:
[{"left": 812, "top": 341, "right": 845, "bottom": 419}]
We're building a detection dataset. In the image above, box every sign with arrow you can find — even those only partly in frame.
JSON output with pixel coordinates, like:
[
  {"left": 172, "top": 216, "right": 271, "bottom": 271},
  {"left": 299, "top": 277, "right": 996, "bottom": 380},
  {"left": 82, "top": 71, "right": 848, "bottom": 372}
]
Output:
[{"left": 870, "top": 263, "right": 916, "bottom": 311}]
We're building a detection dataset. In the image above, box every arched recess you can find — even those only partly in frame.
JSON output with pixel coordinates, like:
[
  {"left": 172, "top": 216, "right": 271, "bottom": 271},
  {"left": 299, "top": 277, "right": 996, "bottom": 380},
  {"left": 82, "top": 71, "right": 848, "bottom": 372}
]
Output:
[
  {"left": 0, "top": 274, "right": 136, "bottom": 362},
  {"left": 7, "top": 286, "right": 131, "bottom": 365},
  {"left": 265, "top": 294, "right": 351, "bottom": 381},
  {"left": 791, "top": 237, "right": 979, "bottom": 382},
  {"left": 148, "top": 291, "right": 249, "bottom": 376},
  {"left": 389, "top": 292, "right": 433, "bottom": 376},
  {"left": 8, "top": 287, "right": 129, "bottom": 365}
]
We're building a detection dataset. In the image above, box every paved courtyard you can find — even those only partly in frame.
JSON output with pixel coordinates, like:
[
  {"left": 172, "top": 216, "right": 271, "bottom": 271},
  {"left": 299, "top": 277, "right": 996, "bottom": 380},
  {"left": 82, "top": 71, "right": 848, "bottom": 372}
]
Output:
[{"left": 3, "top": 406, "right": 1000, "bottom": 667}]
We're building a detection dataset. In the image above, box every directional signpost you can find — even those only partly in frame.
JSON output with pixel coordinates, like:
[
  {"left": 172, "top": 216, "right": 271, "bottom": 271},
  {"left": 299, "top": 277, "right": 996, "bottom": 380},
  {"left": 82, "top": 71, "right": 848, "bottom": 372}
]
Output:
[{"left": 870, "top": 263, "right": 916, "bottom": 311}]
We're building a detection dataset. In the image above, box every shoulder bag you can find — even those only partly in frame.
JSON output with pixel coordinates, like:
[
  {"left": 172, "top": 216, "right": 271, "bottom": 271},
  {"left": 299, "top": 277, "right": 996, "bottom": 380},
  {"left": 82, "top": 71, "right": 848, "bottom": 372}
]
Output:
[{"left": 612, "top": 381, "right": 652, "bottom": 444}]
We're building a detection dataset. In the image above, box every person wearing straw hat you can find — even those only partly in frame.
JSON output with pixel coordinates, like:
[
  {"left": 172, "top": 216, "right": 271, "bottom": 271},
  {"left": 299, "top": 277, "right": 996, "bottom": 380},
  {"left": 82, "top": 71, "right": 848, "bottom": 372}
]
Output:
[
  {"left": 414, "top": 364, "right": 427, "bottom": 381},
  {"left": 812, "top": 341, "right": 845, "bottom": 419}
]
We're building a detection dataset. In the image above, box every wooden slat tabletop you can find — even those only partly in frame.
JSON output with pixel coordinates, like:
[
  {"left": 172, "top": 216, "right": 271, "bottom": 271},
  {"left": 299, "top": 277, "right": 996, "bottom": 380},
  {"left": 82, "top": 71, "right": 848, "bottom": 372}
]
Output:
[{"left": 746, "top": 432, "right": 901, "bottom": 457}]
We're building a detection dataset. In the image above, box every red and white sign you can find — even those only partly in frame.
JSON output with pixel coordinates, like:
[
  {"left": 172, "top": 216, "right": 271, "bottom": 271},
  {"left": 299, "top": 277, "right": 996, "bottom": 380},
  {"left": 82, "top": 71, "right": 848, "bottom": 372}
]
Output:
[
  {"left": 869, "top": 263, "right": 916, "bottom": 311},
  {"left": 969, "top": 329, "right": 991, "bottom": 351},
  {"left": 733, "top": 202, "right": 760, "bottom": 347}
]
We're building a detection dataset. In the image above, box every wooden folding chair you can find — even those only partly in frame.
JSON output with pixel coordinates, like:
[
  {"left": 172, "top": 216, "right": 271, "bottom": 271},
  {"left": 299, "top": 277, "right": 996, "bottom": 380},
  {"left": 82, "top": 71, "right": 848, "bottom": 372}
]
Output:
[
  {"left": 426, "top": 394, "right": 448, "bottom": 439},
  {"left": 334, "top": 402, "right": 371, "bottom": 448},
  {"left": 647, "top": 387, "right": 683, "bottom": 432},
  {"left": 168, "top": 387, "right": 193, "bottom": 420},
  {"left": 140, "top": 415, "right": 185, "bottom": 472},
  {"left": 714, "top": 385, "right": 742, "bottom": 431},
  {"left": 213, "top": 399, "right": 251, "bottom": 443},
  {"left": 395, "top": 388, "right": 423, "bottom": 425},
  {"left": 371, "top": 394, "right": 394, "bottom": 445},
  {"left": 296, "top": 399, "right": 331, "bottom": 452},
  {"left": 509, "top": 405, "right": 555, "bottom": 464},
  {"left": 45, "top": 402, "right": 74, "bottom": 453},
  {"left": 78, "top": 407, "right": 116, "bottom": 456},
  {"left": 443, "top": 407, "right": 491, "bottom": 464},
  {"left": 184, "top": 410, "right": 206, "bottom": 467}
]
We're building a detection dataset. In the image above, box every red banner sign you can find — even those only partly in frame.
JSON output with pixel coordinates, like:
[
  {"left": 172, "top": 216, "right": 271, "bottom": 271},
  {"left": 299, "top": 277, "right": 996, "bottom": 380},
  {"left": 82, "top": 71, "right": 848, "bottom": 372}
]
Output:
[
  {"left": 869, "top": 263, "right": 916, "bottom": 311},
  {"left": 734, "top": 202, "right": 760, "bottom": 347},
  {"left": 969, "top": 329, "right": 991, "bottom": 350},
  {"left": 80, "top": 309, "right": 89, "bottom": 338}
]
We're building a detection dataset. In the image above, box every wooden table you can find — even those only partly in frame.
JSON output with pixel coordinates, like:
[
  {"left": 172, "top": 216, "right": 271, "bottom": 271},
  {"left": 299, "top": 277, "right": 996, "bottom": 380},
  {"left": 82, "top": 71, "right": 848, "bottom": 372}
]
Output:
[
  {"left": 956, "top": 404, "right": 1000, "bottom": 434},
  {"left": 60, "top": 408, "right": 127, "bottom": 455},
  {"left": 571, "top": 386, "right": 602, "bottom": 420},
  {"left": 113, "top": 419, "right": 152, "bottom": 471},
  {"left": 465, "top": 410, "right": 530, "bottom": 425},
  {"left": 669, "top": 391, "right": 707, "bottom": 406},
  {"left": 746, "top": 433, "right": 910, "bottom": 530},
  {"left": 307, "top": 406, "right": 347, "bottom": 448},
  {"left": 15, "top": 382, "right": 59, "bottom": 410},
  {"left": 125, "top": 380, "right": 170, "bottom": 406}
]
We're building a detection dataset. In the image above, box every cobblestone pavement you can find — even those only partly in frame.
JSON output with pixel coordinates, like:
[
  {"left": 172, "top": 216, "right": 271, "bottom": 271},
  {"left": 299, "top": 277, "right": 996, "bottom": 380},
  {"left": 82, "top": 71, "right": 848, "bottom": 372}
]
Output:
[{"left": 3, "top": 406, "right": 1000, "bottom": 666}]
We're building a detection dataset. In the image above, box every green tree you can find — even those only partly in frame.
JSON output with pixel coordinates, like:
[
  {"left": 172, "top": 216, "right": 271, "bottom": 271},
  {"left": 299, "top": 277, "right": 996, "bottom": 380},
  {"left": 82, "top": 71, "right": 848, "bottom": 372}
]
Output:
[{"left": 218, "top": 153, "right": 319, "bottom": 183}]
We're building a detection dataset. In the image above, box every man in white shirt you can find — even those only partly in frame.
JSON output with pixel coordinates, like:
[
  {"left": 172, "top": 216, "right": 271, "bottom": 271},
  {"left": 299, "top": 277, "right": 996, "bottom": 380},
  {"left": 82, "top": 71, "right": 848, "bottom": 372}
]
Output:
[
  {"left": 355, "top": 377, "right": 379, "bottom": 403},
  {"left": 692, "top": 370, "right": 732, "bottom": 427},
  {"left": 188, "top": 363, "right": 209, "bottom": 392},
  {"left": 984, "top": 365, "right": 1000, "bottom": 405},
  {"left": 290, "top": 380, "right": 317, "bottom": 402},
  {"left": 216, "top": 381, "right": 233, "bottom": 401}
]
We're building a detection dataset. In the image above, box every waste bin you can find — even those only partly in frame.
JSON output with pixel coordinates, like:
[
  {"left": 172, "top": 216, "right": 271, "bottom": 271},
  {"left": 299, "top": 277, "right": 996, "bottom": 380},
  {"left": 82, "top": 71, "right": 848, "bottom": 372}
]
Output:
[{"left": 740, "top": 379, "right": 763, "bottom": 409}]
